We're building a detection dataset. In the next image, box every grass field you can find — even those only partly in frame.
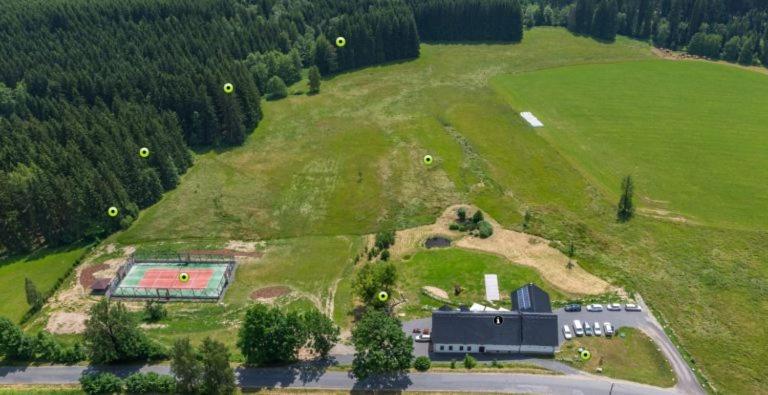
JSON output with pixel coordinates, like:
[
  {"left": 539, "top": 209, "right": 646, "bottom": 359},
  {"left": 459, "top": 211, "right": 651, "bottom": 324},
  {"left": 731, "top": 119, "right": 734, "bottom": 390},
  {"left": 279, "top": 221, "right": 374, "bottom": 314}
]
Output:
[
  {"left": 557, "top": 327, "right": 676, "bottom": 388},
  {"left": 0, "top": 246, "right": 88, "bottom": 322},
  {"left": 57, "top": 27, "right": 768, "bottom": 392},
  {"left": 493, "top": 60, "right": 768, "bottom": 230},
  {"left": 396, "top": 248, "right": 565, "bottom": 318}
]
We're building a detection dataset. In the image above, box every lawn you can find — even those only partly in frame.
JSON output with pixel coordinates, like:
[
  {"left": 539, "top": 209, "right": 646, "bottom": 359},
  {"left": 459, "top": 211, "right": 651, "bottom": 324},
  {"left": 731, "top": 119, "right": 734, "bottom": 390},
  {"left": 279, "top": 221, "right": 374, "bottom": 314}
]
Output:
[
  {"left": 493, "top": 60, "right": 768, "bottom": 230},
  {"left": 0, "top": 246, "right": 89, "bottom": 323},
  {"left": 396, "top": 248, "right": 566, "bottom": 318},
  {"left": 64, "top": 27, "right": 767, "bottom": 392},
  {"left": 557, "top": 327, "right": 676, "bottom": 388}
]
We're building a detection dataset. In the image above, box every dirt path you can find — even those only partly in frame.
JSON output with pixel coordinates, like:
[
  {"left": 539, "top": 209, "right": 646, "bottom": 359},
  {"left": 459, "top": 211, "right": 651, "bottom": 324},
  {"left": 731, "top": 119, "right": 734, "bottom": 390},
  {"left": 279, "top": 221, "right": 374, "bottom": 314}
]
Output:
[{"left": 652, "top": 47, "right": 768, "bottom": 76}]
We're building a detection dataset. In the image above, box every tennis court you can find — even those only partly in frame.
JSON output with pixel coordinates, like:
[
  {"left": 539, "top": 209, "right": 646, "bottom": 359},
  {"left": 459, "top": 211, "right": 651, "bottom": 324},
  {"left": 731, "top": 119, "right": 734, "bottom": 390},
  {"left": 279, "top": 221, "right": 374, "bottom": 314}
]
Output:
[{"left": 110, "top": 261, "right": 233, "bottom": 299}]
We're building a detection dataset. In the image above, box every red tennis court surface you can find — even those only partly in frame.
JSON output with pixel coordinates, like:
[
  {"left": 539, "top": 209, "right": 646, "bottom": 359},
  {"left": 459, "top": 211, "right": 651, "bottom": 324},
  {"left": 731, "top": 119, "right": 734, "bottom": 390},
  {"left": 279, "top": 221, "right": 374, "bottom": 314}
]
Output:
[{"left": 138, "top": 268, "right": 214, "bottom": 289}]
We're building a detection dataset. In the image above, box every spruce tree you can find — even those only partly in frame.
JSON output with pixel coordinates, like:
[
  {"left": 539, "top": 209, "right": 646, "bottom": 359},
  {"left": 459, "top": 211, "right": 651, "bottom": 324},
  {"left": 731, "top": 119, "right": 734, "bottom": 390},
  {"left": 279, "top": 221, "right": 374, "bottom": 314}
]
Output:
[
  {"left": 617, "top": 175, "right": 635, "bottom": 223},
  {"left": 24, "top": 277, "right": 42, "bottom": 309},
  {"left": 308, "top": 66, "right": 321, "bottom": 94},
  {"left": 591, "top": 0, "right": 618, "bottom": 41}
]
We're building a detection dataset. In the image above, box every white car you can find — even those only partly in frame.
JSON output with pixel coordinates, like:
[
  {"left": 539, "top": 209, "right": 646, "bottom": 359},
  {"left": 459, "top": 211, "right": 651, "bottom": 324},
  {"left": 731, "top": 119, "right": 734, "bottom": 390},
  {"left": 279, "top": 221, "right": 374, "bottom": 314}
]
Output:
[
  {"left": 586, "top": 304, "right": 604, "bottom": 312},
  {"left": 625, "top": 303, "right": 642, "bottom": 311},
  {"left": 584, "top": 321, "right": 593, "bottom": 336},
  {"left": 606, "top": 303, "right": 621, "bottom": 311},
  {"left": 604, "top": 322, "right": 615, "bottom": 337},
  {"left": 593, "top": 322, "right": 602, "bottom": 336},
  {"left": 572, "top": 320, "right": 584, "bottom": 336},
  {"left": 415, "top": 334, "right": 431, "bottom": 342},
  {"left": 563, "top": 324, "right": 573, "bottom": 340}
]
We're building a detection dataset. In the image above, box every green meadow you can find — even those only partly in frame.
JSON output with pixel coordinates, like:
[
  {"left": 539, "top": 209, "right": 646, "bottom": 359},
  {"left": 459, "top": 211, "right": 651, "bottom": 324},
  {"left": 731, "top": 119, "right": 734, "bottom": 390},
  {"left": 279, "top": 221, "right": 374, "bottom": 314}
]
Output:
[
  {"left": 0, "top": 246, "right": 88, "bottom": 322},
  {"left": 26, "top": 27, "right": 764, "bottom": 393},
  {"left": 494, "top": 60, "right": 768, "bottom": 230}
]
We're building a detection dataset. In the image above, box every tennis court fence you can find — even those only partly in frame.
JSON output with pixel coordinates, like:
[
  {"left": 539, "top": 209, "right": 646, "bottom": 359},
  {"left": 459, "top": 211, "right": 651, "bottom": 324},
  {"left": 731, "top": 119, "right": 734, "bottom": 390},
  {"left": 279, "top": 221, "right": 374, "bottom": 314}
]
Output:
[{"left": 106, "top": 253, "right": 236, "bottom": 301}]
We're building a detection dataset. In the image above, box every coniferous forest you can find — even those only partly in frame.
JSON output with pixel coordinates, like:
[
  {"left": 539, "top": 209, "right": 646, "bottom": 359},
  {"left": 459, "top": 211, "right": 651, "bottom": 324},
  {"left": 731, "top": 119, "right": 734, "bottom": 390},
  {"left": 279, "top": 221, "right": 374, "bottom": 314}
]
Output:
[
  {"left": 521, "top": 0, "right": 768, "bottom": 66},
  {"left": 0, "top": 0, "right": 525, "bottom": 254}
]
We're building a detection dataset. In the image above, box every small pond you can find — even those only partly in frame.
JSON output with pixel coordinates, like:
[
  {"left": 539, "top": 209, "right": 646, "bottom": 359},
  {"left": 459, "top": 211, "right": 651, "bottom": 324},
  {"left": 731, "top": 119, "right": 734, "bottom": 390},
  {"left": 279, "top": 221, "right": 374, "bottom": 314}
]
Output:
[{"left": 425, "top": 236, "right": 452, "bottom": 249}]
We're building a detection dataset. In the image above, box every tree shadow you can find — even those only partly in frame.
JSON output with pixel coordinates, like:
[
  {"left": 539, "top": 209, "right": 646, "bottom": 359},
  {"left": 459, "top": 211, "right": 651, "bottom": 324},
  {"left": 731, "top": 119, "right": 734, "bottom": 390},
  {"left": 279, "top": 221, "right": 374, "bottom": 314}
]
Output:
[{"left": 351, "top": 372, "right": 413, "bottom": 392}]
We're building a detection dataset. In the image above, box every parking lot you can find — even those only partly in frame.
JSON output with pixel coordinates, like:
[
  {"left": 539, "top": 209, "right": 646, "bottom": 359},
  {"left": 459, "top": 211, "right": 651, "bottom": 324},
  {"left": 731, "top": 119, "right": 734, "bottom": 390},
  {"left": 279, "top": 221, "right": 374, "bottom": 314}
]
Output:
[{"left": 555, "top": 305, "right": 649, "bottom": 344}]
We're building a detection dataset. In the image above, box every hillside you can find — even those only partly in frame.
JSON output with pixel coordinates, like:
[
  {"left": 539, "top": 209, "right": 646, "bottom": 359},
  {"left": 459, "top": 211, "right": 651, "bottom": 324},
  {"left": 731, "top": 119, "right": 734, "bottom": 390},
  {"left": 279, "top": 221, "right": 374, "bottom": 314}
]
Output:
[{"left": 108, "top": 28, "right": 767, "bottom": 393}]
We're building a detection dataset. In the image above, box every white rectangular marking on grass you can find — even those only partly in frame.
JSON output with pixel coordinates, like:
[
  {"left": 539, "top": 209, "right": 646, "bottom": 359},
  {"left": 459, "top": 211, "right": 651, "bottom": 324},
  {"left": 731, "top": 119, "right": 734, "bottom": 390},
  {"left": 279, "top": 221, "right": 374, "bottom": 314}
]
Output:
[
  {"left": 520, "top": 112, "right": 544, "bottom": 127},
  {"left": 485, "top": 274, "right": 500, "bottom": 301}
]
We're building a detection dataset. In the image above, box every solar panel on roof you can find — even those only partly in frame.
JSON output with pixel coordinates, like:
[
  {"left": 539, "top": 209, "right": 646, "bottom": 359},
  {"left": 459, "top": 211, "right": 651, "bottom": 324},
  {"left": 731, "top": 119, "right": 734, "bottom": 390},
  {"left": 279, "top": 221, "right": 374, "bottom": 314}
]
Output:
[{"left": 517, "top": 287, "right": 531, "bottom": 310}]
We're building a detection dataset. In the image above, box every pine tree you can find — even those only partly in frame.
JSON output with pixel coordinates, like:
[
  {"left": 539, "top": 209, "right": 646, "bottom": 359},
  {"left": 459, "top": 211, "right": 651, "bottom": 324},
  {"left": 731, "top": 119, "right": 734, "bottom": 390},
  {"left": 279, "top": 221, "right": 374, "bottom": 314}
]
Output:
[
  {"left": 617, "top": 175, "right": 635, "bottom": 223},
  {"left": 308, "top": 66, "right": 321, "bottom": 94},
  {"left": 591, "top": 0, "right": 618, "bottom": 41},
  {"left": 24, "top": 277, "right": 42, "bottom": 308}
]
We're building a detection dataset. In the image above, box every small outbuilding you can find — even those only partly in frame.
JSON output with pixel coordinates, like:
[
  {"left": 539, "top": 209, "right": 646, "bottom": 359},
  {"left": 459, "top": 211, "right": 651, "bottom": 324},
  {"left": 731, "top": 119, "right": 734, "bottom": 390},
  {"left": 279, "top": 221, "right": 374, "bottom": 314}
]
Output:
[{"left": 90, "top": 278, "right": 112, "bottom": 295}]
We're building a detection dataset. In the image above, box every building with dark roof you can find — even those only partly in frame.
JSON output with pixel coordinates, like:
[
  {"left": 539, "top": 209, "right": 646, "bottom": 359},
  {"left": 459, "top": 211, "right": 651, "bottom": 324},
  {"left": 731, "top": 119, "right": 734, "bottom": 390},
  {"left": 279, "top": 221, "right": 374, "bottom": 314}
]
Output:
[
  {"left": 430, "top": 283, "right": 559, "bottom": 355},
  {"left": 511, "top": 283, "right": 552, "bottom": 313}
]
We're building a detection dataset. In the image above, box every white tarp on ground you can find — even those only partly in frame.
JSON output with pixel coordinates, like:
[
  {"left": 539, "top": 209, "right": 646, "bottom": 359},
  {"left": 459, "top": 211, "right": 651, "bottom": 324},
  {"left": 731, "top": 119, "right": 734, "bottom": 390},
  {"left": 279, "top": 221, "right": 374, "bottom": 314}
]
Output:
[
  {"left": 470, "top": 303, "right": 498, "bottom": 312},
  {"left": 485, "top": 274, "right": 500, "bottom": 301},
  {"left": 520, "top": 112, "right": 544, "bottom": 127}
]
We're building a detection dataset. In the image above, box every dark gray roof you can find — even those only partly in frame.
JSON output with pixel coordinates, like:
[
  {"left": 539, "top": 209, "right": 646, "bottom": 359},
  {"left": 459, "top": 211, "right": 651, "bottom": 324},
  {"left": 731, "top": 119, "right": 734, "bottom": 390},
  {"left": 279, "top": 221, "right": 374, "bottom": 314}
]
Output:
[
  {"left": 511, "top": 283, "right": 552, "bottom": 313},
  {"left": 431, "top": 310, "right": 558, "bottom": 348},
  {"left": 521, "top": 313, "right": 559, "bottom": 347},
  {"left": 431, "top": 311, "right": 521, "bottom": 345}
]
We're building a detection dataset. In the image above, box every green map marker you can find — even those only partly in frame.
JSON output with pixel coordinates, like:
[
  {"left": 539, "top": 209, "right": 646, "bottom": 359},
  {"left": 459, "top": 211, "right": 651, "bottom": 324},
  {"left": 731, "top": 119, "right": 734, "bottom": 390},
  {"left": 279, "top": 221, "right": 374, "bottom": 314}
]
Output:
[
  {"left": 107, "top": 206, "right": 119, "bottom": 217},
  {"left": 223, "top": 83, "right": 234, "bottom": 94},
  {"left": 335, "top": 36, "right": 346, "bottom": 47}
]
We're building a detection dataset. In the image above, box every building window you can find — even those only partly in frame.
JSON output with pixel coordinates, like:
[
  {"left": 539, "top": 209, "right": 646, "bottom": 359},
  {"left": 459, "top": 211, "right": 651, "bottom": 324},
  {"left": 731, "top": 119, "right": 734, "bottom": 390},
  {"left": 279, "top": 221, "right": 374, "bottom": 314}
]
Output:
[
  {"left": 449, "top": 346, "right": 453, "bottom": 351},
  {"left": 468, "top": 346, "right": 472, "bottom": 351},
  {"left": 459, "top": 346, "right": 464, "bottom": 351},
  {"left": 440, "top": 346, "right": 444, "bottom": 351}
]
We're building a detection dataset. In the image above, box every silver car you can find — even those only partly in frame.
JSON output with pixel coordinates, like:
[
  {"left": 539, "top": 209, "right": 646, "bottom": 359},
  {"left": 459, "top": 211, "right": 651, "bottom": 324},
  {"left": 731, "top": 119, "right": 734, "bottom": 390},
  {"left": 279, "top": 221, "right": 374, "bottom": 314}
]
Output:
[{"left": 604, "top": 322, "right": 615, "bottom": 337}]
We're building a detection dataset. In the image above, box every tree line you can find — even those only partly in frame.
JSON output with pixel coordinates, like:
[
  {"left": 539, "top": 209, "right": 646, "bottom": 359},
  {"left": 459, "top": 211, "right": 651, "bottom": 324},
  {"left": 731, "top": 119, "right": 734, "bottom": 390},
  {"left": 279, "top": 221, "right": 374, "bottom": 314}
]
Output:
[
  {"left": 522, "top": 0, "right": 768, "bottom": 65},
  {"left": 409, "top": 0, "right": 525, "bottom": 42}
]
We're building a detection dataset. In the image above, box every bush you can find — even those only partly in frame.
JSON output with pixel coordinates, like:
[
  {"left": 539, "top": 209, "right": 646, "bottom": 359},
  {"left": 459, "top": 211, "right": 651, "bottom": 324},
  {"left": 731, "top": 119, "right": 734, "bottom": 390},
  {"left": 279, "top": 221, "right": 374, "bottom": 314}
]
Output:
[
  {"left": 266, "top": 76, "right": 288, "bottom": 100},
  {"left": 380, "top": 249, "right": 390, "bottom": 261},
  {"left": 144, "top": 301, "right": 167, "bottom": 322},
  {"left": 124, "top": 372, "right": 176, "bottom": 394},
  {"left": 478, "top": 220, "right": 493, "bottom": 238},
  {"left": 457, "top": 207, "right": 467, "bottom": 222},
  {"left": 374, "top": 230, "right": 396, "bottom": 250},
  {"left": 450, "top": 359, "right": 457, "bottom": 369},
  {"left": 448, "top": 223, "right": 459, "bottom": 231},
  {"left": 463, "top": 354, "right": 477, "bottom": 369},
  {"left": 79, "top": 372, "right": 123, "bottom": 395},
  {"left": 413, "top": 356, "right": 431, "bottom": 371}
]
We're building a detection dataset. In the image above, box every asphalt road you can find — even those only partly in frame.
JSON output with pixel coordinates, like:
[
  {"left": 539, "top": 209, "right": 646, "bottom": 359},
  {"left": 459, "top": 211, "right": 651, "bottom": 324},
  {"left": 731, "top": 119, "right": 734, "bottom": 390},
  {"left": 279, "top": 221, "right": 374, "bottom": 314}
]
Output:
[{"left": 0, "top": 365, "right": 678, "bottom": 395}]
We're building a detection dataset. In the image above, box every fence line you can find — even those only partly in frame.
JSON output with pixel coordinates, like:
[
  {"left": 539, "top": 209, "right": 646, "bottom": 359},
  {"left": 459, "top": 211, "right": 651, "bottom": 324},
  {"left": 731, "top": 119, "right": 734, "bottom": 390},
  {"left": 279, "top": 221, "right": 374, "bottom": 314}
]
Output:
[{"left": 107, "top": 253, "right": 235, "bottom": 301}]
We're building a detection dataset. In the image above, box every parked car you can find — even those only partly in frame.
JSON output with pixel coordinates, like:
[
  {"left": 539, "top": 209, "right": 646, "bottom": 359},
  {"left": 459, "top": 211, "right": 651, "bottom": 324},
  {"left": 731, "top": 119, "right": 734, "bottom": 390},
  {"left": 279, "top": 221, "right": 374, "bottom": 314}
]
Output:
[
  {"left": 422, "top": 328, "right": 431, "bottom": 335},
  {"left": 564, "top": 304, "right": 582, "bottom": 312},
  {"left": 586, "top": 304, "right": 604, "bottom": 312},
  {"left": 563, "top": 325, "right": 573, "bottom": 340},
  {"left": 606, "top": 303, "right": 622, "bottom": 311},
  {"left": 625, "top": 303, "right": 642, "bottom": 311},
  {"left": 412, "top": 328, "right": 422, "bottom": 334},
  {"left": 415, "top": 334, "right": 431, "bottom": 342},
  {"left": 572, "top": 320, "right": 584, "bottom": 336},
  {"left": 593, "top": 322, "right": 602, "bottom": 336},
  {"left": 604, "top": 322, "right": 615, "bottom": 337},
  {"left": 584, "top": 321, "right": 593, "bottom": 336}
]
